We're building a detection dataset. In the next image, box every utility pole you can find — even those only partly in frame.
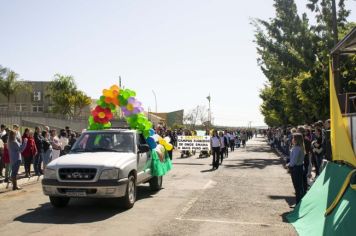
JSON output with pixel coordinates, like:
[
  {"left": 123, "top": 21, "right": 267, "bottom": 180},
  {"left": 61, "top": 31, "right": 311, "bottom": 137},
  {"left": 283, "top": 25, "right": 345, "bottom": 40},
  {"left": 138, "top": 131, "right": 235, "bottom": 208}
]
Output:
[
  {"left": 207, "top": 94, "right": 211, "bottom": 130},
  {"left": 331, "top": 0, "right": 341, "bottom": 95},
  {"left": 152, "top": 90, "right": 157, "bottom": 113},
  {"left": 331, "top": 0, "right": 338, "bottom": 45}
]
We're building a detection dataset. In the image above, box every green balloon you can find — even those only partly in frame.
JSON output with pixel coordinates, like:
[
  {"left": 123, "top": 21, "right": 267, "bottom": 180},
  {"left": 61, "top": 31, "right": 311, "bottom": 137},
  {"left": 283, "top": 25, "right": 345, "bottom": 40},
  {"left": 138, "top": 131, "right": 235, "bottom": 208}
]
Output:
[
  {"left": 142, "top": 130, "right": 149, "bottom": 139},
  {"left": 88, "top": 116, "right": 94, "bottom": 124},
  {"left": 118, "top": 94, "right": 128, "bottom": 106}
]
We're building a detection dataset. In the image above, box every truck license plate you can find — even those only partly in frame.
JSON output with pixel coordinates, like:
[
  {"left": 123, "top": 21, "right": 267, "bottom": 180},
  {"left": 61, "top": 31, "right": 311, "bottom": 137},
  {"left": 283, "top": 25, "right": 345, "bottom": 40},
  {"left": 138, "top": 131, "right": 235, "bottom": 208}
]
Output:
[{"left": 66, "top": 190, "right": 87, "bottom": 197}]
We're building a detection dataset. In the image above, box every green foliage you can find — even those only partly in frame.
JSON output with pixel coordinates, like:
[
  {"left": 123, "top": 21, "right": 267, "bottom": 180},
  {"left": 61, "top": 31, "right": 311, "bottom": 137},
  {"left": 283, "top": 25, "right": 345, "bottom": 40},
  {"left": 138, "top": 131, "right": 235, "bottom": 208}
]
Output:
[
  {"left": 0, "top": 66, "right": 30, "bottom": 106},
  {"left": 253, "top": 0, "right": 353, "bottom": 126},
  {"left": 47, "top": 74, "right": 91, "bottom": 117}
]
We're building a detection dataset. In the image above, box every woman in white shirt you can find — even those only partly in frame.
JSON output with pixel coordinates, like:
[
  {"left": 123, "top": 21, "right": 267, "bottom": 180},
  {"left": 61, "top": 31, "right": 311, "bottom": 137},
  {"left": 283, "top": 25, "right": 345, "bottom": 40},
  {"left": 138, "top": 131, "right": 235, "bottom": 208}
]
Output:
[
  {"left": 219, "top": 131, "right": 227, "bottom": 164},
  {"left": 50, "top": 130, "right": 62, "bottom": 161},
  {"left": 210, "top": 130, "right": 221, "bottom": 170},
  {"left": 59, "top": 130, "right": 69, "bottom": 156}
]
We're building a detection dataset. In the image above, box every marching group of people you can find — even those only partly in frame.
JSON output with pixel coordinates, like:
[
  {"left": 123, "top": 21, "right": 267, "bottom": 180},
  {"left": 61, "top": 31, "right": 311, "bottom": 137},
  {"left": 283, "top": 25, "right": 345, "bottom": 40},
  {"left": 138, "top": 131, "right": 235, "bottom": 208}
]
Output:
[
  {"left": 0, "top": 124, "right": 79, "bottom": 190},
  {"left": 266, "top": 120, "right": 332, "bottom": 205},
  {"left": 210, "top": 129, "right": 253, "bottom": 170}
]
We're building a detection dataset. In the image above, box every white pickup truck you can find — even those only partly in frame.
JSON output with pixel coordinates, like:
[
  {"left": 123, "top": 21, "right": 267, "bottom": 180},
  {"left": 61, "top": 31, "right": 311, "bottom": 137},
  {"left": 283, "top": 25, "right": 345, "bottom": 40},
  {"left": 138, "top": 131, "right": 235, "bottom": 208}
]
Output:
[{"left": 42, "top": 129, "right": 163, "bottom": 209}]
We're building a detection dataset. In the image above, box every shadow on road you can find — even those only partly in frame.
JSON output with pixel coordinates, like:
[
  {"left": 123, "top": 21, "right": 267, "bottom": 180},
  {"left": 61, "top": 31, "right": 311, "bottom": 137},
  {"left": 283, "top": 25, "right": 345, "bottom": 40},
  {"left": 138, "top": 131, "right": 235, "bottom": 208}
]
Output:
[
  {"left": 200, "top": 169, "right": 215, "bottom": 173},
  {"left": 173, "top": 163, "right": 206, "bottom": 166},
  {"left": 244, "top": 145, "right": 274, "bottom": 153},
  {"left": 268, "top": 195, "right": 295, "bottom": 206},
  {"left": 13, "top": 185, "right": 156, "bottom": 224},
  {"left": 268, "top": 195, "right": 295, "bottom": 223},
  {"left": 281, "top": 211, "right": 293, "bottom": 223},
  {"left": 222, "top": 158, "right": 283, "bottom": 169}
]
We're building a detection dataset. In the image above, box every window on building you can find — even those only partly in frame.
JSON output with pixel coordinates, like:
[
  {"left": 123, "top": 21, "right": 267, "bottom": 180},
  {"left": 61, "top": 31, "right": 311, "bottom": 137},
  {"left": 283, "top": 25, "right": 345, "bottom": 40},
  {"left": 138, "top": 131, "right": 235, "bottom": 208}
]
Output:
[
  {"left": 32, "top": 105, "right": 43, "bottom": 113},
  {"left": 33, "top": 91, "right": 41, "bottom": 101},
  {"left": 0, "top": 105, "right": 8, "bottom": 111},
  {"left": 15, "top": 104, "right": 27, "bottom": 112}
]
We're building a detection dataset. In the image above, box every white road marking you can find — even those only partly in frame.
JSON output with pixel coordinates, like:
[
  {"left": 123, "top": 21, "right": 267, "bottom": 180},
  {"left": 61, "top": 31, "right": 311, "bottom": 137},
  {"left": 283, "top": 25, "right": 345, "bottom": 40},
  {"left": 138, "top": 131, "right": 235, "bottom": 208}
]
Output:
[
  {"left": 203, "top": 180, "right": 216, "bottom": 189},
  {"left": 176, "top": 197, "right": 199, "bottom": 220},
  {"left": 175, "top": 217, "right": 288, "bottom": 228},
  {"left": 176, "top": 180, "right": 216, "bottom": 220}
]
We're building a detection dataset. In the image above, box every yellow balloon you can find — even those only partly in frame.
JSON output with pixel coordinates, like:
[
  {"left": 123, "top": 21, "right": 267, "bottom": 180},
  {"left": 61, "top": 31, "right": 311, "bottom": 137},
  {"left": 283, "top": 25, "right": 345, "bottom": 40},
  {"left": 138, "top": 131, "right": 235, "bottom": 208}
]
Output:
[
  {"left": 103, "top": 89, "right": 111, "bottom": 97},
  {"left": 110, "top": 85, "right": 120, "bottom": 91},
  {"left": 158, "top": 137, "right": 165, "bottom": 145},
  {"left": 164, "top": 143, "right": 173, "bottom": 151}
]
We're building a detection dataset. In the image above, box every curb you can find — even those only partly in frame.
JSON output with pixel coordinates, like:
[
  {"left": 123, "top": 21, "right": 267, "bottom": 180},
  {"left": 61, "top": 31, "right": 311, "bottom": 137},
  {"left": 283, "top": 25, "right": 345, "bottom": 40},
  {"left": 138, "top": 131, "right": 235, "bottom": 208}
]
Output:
[{"left": 0, "top": 175, "right": 43, "bottom": 194}]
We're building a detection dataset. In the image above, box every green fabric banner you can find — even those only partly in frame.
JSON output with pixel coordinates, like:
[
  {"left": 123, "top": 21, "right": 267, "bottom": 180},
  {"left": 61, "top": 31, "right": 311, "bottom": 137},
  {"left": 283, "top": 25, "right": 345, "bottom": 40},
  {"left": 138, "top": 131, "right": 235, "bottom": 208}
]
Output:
[{"left": 287, "top": 162, "right": 356, "bottom": 236}]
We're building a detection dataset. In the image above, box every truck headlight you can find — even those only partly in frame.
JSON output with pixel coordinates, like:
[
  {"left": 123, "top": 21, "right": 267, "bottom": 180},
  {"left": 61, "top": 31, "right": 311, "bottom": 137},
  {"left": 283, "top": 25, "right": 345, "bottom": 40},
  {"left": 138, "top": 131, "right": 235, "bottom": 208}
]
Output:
[
  {"left": 100, "top": 169, "right": 119, "bottom": 180},
  {"left": 44, "top": 168, "right": 56, "bottom": 179}
]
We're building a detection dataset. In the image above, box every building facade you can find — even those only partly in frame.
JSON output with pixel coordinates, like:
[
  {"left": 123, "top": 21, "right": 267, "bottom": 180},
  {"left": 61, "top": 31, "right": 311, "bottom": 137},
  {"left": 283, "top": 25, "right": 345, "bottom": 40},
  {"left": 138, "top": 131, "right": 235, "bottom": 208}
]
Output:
[{"left": 0, "top": 81, "right": 52, "bottom": 113}]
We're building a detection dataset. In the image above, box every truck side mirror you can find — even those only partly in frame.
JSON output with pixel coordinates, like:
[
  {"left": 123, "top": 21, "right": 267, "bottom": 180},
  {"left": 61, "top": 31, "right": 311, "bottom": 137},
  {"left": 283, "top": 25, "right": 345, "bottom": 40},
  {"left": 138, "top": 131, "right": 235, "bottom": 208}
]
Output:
[{"left": 138, "top": 144, "right": 150, "bottom": 153}]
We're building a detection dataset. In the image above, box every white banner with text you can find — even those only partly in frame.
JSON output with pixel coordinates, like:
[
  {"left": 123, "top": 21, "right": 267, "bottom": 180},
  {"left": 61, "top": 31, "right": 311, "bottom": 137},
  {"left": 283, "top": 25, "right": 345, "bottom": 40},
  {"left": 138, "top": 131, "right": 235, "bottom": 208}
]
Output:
[{"left": 177, "top": 136, "right": 211, "bottom": 151}]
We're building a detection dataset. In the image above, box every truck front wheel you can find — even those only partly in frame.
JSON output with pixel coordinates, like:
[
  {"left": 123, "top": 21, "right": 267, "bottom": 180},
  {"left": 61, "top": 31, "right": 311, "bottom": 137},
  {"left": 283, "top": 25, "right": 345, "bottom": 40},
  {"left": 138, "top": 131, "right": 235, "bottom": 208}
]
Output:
[
  {"left": 121, "top": 175, "right": 136, "bottom": 209},
  {"left": 49, "top": 196, "right": 70, "bottom": 208}
]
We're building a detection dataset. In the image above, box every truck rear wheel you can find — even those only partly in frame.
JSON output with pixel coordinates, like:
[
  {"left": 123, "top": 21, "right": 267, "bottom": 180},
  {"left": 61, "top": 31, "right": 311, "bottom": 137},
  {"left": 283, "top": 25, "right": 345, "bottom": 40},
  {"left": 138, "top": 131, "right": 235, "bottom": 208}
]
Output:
[
  {"left": 121, "top": 175, "right": 136, "bottom": 209},
  {"left": 49, "top": 196, "right": 70, "bottom": 208},
  {"left": 149, "top": 176, "right": 163, "bottom": 191}
]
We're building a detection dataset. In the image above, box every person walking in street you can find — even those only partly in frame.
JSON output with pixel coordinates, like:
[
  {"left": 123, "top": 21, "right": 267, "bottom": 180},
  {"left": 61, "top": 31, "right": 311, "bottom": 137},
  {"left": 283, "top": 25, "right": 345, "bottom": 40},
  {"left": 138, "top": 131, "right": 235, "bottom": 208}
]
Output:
[
  {"left": 219, "top": 131, "right": 227, "bottom": 164},
  {"left": 224, "top": 130, "right": 230, "bottom": 157},
  {"left": 34, "top": 127, "right": 44, "bottom": 176},
  {"left": 230, "top": 132, "right": 235, "bottom": 152},
  {"left": 211, "top": 130, "right": 221, "bottom": 170},
  {"left": 8, "top": 130, "right": 28, "bottom": 190},
  {"left": 287, "top": 133, "right": 305, "bottom": 205},
  {"left": 22, "top": 129, "right": 37, "bottom": 177},
  {"left": 165, "top": 130, "right": 174, "bottom": 160},
  {"left": 241, "top": 131, "right": 247, "bottom": 148}
]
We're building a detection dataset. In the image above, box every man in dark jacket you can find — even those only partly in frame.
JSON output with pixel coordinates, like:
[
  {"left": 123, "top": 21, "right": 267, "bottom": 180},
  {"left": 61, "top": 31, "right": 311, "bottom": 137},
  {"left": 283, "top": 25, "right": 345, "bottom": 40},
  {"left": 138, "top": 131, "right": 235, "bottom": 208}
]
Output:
[{"left": 34, "top": 127, "right": 44, "bottom": 175}]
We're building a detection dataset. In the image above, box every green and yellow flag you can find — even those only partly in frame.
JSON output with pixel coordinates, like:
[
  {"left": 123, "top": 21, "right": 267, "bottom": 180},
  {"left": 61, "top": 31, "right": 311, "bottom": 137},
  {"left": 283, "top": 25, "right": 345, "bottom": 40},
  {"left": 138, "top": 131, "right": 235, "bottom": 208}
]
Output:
[{"left": 329, "top": 62, "right": 356, "bottom": 167}]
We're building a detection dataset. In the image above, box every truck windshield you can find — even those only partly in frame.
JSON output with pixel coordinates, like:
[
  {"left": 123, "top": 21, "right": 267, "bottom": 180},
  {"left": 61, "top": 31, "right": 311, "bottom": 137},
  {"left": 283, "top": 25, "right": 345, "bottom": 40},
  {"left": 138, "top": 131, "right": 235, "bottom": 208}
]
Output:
[{"left": 71, "top": 132, "right": 135, "bottom": 153}]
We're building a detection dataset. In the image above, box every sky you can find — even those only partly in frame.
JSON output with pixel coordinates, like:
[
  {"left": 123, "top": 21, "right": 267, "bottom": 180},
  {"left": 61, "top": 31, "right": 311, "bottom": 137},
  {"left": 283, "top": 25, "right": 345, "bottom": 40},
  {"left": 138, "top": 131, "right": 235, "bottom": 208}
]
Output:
[{"left": 0, "top": 0, "right": 355, "bottom": 127}]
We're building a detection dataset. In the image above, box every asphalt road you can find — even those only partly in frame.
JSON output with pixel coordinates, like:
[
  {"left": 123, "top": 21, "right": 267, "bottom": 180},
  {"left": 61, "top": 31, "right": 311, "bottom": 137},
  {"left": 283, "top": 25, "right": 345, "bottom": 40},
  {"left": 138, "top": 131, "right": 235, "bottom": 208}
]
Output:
[{"left": 0, "top": 137, "right": 296, "bottom": 236}]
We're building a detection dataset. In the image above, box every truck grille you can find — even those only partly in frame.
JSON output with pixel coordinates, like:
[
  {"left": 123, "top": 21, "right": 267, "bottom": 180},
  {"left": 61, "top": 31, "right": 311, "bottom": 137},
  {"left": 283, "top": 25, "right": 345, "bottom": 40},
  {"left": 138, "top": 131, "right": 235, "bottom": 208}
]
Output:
[{"left": 59, "top": 168, "right": 97, "bottom": 181}]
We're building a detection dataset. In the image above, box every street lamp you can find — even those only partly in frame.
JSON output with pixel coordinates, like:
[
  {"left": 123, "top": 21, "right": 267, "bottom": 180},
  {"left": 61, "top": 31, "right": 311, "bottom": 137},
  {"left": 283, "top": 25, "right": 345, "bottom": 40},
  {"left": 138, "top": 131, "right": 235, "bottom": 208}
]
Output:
[
  {"left": 152, "top": 90, "right": 157, "bottom": 113},
  {"left": 207, "top": 94, "right": 211, "bottom": 129}
]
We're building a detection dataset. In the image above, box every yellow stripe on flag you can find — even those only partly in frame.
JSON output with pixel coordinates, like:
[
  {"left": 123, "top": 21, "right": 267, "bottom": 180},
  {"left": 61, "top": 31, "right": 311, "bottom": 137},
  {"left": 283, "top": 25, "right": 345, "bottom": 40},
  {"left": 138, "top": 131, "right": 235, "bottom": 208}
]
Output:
[{"left": 329, "top": 61, "right": 356, "bottom": 167}]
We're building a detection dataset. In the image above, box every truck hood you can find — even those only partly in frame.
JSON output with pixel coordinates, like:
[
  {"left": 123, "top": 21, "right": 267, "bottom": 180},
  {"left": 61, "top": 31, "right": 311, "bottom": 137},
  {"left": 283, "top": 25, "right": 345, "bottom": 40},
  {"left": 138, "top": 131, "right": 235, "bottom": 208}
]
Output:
[{"left": 48, "top": 152, "right": 136, "bottom": 169}]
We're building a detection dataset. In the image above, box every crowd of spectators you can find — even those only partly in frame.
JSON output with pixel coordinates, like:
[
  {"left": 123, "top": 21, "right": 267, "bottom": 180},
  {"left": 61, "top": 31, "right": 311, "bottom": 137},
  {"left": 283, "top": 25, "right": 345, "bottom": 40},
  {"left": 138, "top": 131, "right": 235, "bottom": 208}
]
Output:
[
  {"left": 265, "top": 120, "right": 332, "bottom": 205},
  {"left": 0, "top": 124, "right": 80, "bottom": 190}
]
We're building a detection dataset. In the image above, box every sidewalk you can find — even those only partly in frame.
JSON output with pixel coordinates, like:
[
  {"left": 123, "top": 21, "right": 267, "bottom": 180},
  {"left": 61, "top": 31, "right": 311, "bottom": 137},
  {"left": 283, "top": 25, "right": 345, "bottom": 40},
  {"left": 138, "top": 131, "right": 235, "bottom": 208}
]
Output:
[{"left": 0, "top": 165, "right": 43, "bottom": 193}]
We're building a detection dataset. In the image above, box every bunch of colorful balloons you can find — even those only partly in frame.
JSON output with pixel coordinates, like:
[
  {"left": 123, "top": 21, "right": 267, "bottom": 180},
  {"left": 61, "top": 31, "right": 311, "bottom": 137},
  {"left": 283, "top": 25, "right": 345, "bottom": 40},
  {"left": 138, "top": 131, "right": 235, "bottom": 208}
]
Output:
[{"left": 88, "top": 84, "right": 173, "bottom": 152}]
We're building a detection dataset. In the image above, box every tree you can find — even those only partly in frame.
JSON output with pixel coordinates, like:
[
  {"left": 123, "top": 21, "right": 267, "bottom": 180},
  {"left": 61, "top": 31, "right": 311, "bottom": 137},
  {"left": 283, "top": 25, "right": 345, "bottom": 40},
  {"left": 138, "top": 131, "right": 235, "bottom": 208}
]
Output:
[
  {"left": 253, "top": 0, "right": 352, "bottom": 127},
  {"left": 0, "top": 66, "right": 28, "bottom": 110},
  {"left": 73, "top": 91, "right": 92, "bottom": 116},
  {"left": 183, "top": 105, "right": 209, "bottom": 130},
  {"left": 47, "top": 74, "right": 91, "bottom": 118}
]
